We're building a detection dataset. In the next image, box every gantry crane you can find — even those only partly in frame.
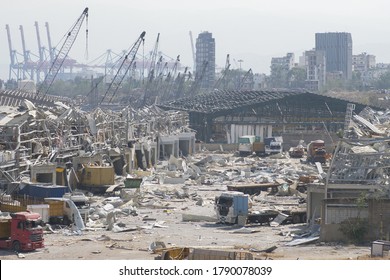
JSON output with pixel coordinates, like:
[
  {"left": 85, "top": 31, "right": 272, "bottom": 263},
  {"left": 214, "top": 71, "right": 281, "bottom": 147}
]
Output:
[
  {"left": 45, "top": 22, "right": 55, "bottom": 64},
  {"left": 5, "top": 24, "right": 21, "bottom": 80},
  {"left": 37, "top": 7, "right": 89, "bottom": 96},
  {"left": 99, "top": 31, "right": 146, "bottom": 105},
  {"left": 19, "top": 25, "right": 35, "bottom": 80}
]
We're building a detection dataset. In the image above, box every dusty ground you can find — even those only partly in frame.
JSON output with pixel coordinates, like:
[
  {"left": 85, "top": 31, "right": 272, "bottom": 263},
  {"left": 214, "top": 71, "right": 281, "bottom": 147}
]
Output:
[
  {"left": 0, "top": 184, "right": 378, "bottom": 261},
  {"left": 1, "top": 152, "right": 388, "bottom": 261}
]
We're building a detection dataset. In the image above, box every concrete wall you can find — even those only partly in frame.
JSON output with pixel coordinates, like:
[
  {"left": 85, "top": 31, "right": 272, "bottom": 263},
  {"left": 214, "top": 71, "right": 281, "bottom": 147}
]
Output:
[
  {"left": 320, "top": 223, "right": 349, "bottom": 242},
  {"left": 306, "top": 183, "right": 325, "bottom": 222},
  {"left": 368, "top": 199, "right": 390, "bottom": 241},
  {"left": 281, "top": 131, "right": 338, "bottom": 152},
  {"left": 320, "top": 198, "right": 390, "bottom": 242},
  {"left": 196, "top": 143, "right": 238, "bottom": 152}
]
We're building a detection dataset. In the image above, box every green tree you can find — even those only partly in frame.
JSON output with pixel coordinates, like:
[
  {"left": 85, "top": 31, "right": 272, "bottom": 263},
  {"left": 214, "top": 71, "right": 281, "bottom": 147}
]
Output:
[
  {"left": 287, "top": 67, "right": 306, "bottom": 88},
  {"left": 374, "top": 71, "right": 390, "bottom": 90}
]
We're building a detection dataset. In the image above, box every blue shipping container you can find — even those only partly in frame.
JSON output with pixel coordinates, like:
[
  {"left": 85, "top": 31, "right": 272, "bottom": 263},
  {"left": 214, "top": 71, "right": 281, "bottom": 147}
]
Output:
[{"left": 18, "top": 184, "right": 71, "bottom": 198}]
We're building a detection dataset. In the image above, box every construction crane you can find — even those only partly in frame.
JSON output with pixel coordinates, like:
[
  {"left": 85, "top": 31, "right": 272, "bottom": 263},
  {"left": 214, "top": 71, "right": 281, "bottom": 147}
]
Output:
[
  {"left": 142, "top": 33, "right": 161, "bottom": 106},
  {"left": 188, "top": 60, "right": 208, "bottom": 96},
  {"left": 37, "top": 7, "right": 89, "bottom": 96},
  {"left": 147, "top": 33, "right": 160, "bottom": 80},
  {"left": 174, "top": 67, "right": 189, "bottom": 99},
  {"left": 213, "top": 54, "right": 230, "bottom": 90},
  {"left": 237, "top": 68, "right": 253, "bottom": 90},
  {"left": 99, "top": 31, "right": 146, "bottom": 105},
  {"left": 163, "top": 55, "right": 180, "bottom": 99}
]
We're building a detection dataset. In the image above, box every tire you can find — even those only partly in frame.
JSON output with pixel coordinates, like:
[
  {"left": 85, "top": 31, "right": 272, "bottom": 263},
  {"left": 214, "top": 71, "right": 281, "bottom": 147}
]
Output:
[
  {"left": 63, "top": 215, "right": 70, "bottom": 226},
  {"left": 297, "top": 186, "right": 306, "bottom": 193},
  {"left": 12, "top": 240, "right": 21, "bottom": 252}
]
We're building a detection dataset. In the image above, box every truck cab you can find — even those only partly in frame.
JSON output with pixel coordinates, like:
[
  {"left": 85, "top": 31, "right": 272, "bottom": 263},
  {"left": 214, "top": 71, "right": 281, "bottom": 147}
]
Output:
[
  {"left": 238, "top": 135, "right": 264, "bottom": 156},
  {"left": 215, "top": 192, "right": 249, "bottom": 224},
  {"left": 0, "top": 211, "right": 44, "bottom": 251},
  {"left": 264, "top": 137, "right": 283, "bottom": 155},
  {"left": 238, "top": 135, "right": 256, "bottom": 156}
]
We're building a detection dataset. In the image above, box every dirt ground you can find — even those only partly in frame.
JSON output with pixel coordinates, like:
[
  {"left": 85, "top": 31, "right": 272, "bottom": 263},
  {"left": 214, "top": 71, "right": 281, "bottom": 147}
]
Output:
[{"left": 0, "top": 184, "right": 380, "bottom": 261}]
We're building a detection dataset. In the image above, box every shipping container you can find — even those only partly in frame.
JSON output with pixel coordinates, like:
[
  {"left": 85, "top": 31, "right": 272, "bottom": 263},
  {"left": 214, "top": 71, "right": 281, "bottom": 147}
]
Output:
[{"left": 17, "top": 184, "right": 71, "bottom": 198}]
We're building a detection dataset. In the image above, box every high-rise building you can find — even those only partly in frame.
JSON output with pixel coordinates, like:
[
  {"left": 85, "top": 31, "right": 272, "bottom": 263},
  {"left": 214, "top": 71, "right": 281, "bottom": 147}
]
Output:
[
  {"left": 315, "top": 32, "right": 352, "bottom": 80},
  {"left": 195, "top": 31, "right": 215, "bottom": 89}
]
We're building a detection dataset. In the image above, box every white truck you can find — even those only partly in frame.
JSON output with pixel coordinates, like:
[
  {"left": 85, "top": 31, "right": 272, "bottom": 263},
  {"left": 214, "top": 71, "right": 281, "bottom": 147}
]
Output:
[
  {"left": 264, "top": 137, "right": 283, "bottom": 155},
  {"left": 238, "top": 135, "right": 264, "bottom": 156}
]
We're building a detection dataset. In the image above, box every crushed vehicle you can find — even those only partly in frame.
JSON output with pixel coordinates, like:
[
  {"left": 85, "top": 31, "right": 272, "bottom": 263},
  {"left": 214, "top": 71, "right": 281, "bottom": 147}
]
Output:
[{"left": 215, "top": 191, "right": 306, "bottom": 225}]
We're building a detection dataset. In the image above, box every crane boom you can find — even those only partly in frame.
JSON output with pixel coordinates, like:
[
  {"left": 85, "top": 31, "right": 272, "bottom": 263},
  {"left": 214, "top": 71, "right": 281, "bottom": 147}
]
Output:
[
  {"left": 45, "top": 22, "right": 55, "bottom": 63},
  {"left": 5, "top": 24, "right": 20, "bottom": 80},
  {"left": 189, "top": 31, "right": 196, "bottom": 71},
  {"left": 188, "top": 60, "right": 208, "bottom": 96},
  {"left": 35, "top": 21, "right": 44, "bottom": 81},
  {"left": 100, "top": 31, "right": 146, "bottom": 104},
  {"left": 37, "top": 7, "right": 89, "bottom": 96},
  {"left": 238, "top": 68, "right": 253, "bottom": 90},
  {"left": 19, "top": 25, "right": 32, "bottom": 80},
  {"left": 213, "top": 54, "right": 230, "bottom": 90}
]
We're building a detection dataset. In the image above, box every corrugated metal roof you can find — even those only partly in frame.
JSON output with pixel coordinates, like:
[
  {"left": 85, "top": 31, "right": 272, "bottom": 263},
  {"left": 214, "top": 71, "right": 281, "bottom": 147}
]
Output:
[{"left": 160, "top": 89, "right": 307, "bottom": 113}]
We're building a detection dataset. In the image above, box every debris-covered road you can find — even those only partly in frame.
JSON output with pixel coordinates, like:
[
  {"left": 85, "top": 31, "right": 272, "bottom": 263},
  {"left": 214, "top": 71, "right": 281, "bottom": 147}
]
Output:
[{"left": 0, "top": 152, "right": 375, "bottom": 260}]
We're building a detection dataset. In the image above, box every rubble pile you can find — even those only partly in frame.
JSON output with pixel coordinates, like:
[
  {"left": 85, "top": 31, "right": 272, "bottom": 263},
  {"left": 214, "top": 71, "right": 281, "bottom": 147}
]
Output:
[{"left": 3, "top": 98, "right": 390, "bottom": 259}]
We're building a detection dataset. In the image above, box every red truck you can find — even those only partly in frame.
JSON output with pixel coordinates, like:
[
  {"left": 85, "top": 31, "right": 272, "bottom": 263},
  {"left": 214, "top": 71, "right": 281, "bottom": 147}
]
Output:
[{"left": 0, "top": 211, "right": 44, "bottom": 252}]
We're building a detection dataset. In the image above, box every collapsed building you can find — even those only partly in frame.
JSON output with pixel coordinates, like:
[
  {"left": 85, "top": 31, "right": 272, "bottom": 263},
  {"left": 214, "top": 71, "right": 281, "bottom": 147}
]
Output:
[
  {"left": 0, "top": 91, "right": 195, "bottom": 197},
  {"left": 1, "top": 87, "right": 390, "bottom": 249},
  {"left": 308, "top": 106, "right": 390, "bottom": 242}
]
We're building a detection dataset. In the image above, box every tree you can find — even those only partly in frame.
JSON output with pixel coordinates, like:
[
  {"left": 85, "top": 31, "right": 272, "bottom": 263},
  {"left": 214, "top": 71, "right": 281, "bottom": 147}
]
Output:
[
  {"left": 287, "top": 67, "right": 306, "bottom": 88},
  {"left": 269, "top": 64, "right": 288, "bottom": 88},
  {"left": 374, "top": 71, "right": 390, "bottom": 90}
]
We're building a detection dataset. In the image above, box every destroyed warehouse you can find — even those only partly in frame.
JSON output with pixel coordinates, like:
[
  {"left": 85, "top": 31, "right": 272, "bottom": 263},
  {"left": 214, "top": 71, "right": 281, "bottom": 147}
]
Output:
[
  {"left": 1, "top": 84, "right": 390, "bottom": 259},
  {"left": 159, "top": 88, "right": 367, "bottom": 149}
]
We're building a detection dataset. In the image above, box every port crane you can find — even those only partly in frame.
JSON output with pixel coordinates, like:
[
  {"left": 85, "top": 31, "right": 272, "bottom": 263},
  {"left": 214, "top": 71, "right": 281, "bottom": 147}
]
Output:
[{"left": 37, "top": 7, "right": 89, "bottom": 96}]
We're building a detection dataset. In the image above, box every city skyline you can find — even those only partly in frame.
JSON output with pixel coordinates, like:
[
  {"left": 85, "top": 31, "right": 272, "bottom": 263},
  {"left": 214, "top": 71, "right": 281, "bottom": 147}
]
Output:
[{"left": 1, "top": 0, "right": 390, "bottom": 81}]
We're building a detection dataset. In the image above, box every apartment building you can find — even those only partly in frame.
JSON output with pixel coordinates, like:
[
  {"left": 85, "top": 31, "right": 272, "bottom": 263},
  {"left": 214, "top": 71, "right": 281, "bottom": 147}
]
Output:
[{"left": 195, "top": 31, "right": 216, "bottom": 89}]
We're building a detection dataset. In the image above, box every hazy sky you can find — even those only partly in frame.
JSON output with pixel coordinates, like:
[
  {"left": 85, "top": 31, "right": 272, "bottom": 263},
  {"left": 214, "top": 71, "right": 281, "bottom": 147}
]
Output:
[{"left": 1, "top": 0, "right": 390, "bottom": 80}]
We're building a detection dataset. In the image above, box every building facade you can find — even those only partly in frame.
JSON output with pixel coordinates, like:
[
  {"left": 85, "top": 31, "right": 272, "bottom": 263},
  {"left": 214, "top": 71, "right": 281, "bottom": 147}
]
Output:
[
  {"left": 270, "top": 53, "right": 295, "bottom": 87},
  {"left": 353, "top": 52, "right": 376, "bottom": 72},
  {"left": 304, "top": 49, "right": 326, "bottom": 91},
  {"left": 315, "top": 32, "right": 353, "bottom": 80},
  {"left": 195, "top": 31, "right": 216, "bottom": 89}
]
